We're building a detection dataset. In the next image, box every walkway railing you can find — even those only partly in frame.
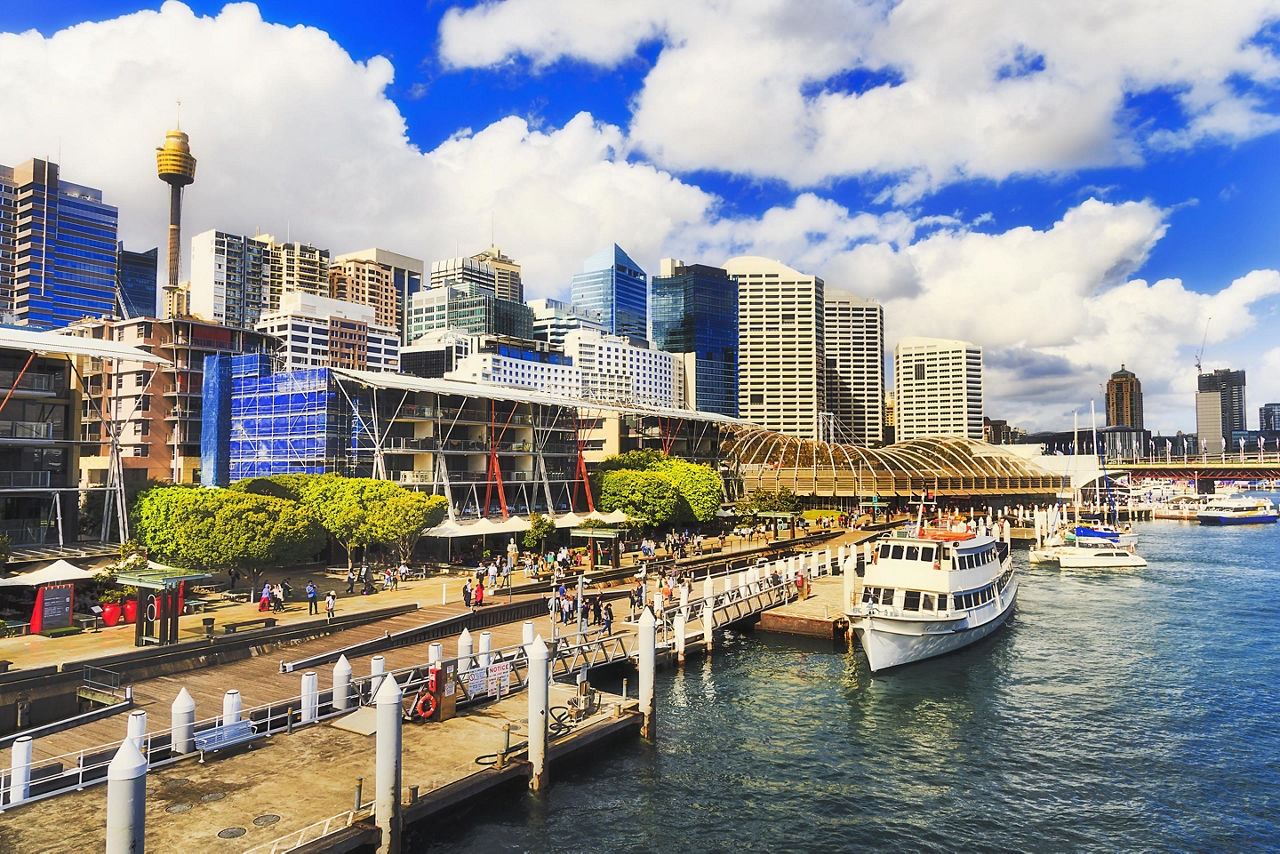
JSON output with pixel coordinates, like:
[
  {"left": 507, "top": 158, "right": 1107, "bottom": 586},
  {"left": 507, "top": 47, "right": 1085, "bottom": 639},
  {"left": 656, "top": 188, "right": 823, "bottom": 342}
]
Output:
[{"left": 242, "top": 800, "right": 374, "bottom": 854}]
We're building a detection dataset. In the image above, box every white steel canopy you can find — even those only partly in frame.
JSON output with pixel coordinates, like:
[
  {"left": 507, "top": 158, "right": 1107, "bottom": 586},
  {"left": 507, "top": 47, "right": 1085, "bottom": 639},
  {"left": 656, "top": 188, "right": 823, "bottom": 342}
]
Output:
[{"left": 0, "top": 325, "right": 172, "bottom": 366}]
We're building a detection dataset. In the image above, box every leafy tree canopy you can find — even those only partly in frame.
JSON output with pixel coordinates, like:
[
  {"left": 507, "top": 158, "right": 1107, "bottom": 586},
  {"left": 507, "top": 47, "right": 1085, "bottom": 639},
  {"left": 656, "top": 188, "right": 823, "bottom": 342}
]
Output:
[{"left": 592, "top": 450, "right": 723, "bottom": 524}]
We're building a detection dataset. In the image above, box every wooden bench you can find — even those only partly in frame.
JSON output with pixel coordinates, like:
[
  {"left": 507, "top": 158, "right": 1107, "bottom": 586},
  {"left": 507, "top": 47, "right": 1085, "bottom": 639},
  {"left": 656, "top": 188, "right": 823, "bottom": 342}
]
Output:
[
  {"left": 222, "top": 617, "right": 277, "bottom": 634},
  {"left": 184, "top": 599, "right": 208, "bottom": 614},
  {"left": 193, "top": 719, "right": 260, "bottom": 761}
]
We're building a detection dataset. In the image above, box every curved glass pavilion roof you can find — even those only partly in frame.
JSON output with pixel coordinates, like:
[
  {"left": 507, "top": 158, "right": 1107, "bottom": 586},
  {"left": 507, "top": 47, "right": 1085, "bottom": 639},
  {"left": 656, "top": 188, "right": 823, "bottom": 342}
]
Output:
[{"left": 723, "top": 428, "right": 1065, "bottom": 497}]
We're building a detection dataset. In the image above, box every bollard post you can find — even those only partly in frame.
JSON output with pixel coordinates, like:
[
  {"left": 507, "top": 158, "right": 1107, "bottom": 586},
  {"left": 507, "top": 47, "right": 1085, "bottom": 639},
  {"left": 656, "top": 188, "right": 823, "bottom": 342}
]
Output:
[
  {"left": 674, "top": 612, "right": 686, "bottom": 665},
  {"left": 458, "top": 628, "right": 474, "bottom": 672},
  {"left": 701, "top": 576, "right": 713, "bottom": 603},
  {"left": 370, "top": 655, "right": 386, "bottom": 698},
  {"left": 652, "top": 590, "right": 663, "bottom": 621},
  {"left": 105, "top": 736, "right": 147, "bottom": 854},
  {"left": 222, "top": 689, "right": 241, "bottom": 726},
  {"left": 286, "top": 707, "right": 294, "bottom": 734},
  {"left": 478, "top": 631, "right": 493, "bottom": 669},
  {"left": 171, "top": 687, "right": 195, "bottom": 755},
  {"left": 678, "top": 584, "right": 689, "bottom": 614},
  {"left": 301, "top": 671, "right": 319, "bottom": 724},
  {"left": 374, "top": 674, "right": 403, "bottom": 854},
  {"left": 126, "top": 709, "right": 147, "bottom": 761},
  {"left": 9, "top": 736, "right": 31, "bottom": 805},
  {"left": 427, "top": 643, "right": 443, "bottom": 669},
  {"left": 442, "top": 581, "right": 448, "bottom": 605},
  {"left": 409, "top": 784, "right": 419, "bottom": 803},
  {"left": 842, "top": 556, "right": 855, "bottom": 615},
  {"left": 496, "top": 723, "right": 511, "bottom": 769},
  {"left": 638, "top": 607, "right": 656, "bottom": 740},
  {"left": 704, "top": 602, "right": 715, "bottom": 652},
  {"left": 333, "top": 655, "right": 353, "bottom": 712},
  {"left": 527, "top": 637, "right": 550, "bottom": 792},
  {"left": 354, "top": 776, "right": 364, "bottom": 812},
  {"left": 522, "top": 620, "right": 535, "bottom": 647}
]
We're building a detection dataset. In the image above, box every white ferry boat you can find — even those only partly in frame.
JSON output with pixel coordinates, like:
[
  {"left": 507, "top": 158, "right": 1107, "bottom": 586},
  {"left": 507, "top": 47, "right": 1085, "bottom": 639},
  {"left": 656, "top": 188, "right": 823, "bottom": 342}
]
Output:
[
  {"left": 849, "top": 528, "right": 1016, "bottom": 672},
  {"left": 1196, "top": 495, "right": 1279, "bottom": 525}
]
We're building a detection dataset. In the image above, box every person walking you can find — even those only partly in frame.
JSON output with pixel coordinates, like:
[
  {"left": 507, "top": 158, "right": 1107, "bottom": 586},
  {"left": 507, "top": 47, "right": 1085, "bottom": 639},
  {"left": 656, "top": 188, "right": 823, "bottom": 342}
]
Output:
[
  {"left": 306, "top": 581, "right": 319, "bottom": 615},
  {"left": 602, "top": 602, "right": 614, "bottom": 636},
  {"left": 271, "top": 583, "right": 285, "bottom": 613},
  {"left": 345, "top": 569, "right": 355, "bottom": 595},
  {"left": 324, "top": 591, "right": 336, "bottom": 620},
  {"left": 462, "top": 578, "right": 472, "bottom": 609},
  {"left": 259, "top": 582, "right": 271, "bottom": 612},
  {"left": 474, "top": 579, "right": 485, "bottom": 607}
]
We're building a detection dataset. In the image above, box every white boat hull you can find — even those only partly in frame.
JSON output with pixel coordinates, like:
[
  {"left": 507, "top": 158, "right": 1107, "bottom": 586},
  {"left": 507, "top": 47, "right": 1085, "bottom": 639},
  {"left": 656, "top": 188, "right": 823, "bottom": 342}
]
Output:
[
  {"left": 1056, "top": 552, "right": 1147, "bottom": 568},
  {"left": 853, "top": 576, "right": 1018, "bottom": 672}
]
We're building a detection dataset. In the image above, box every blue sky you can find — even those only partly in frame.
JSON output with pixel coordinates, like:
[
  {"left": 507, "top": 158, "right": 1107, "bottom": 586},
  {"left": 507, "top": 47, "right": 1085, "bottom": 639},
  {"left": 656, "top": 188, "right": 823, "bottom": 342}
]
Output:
[{"left": 3, "top": 1, "right": 1280, "bottom": 433}]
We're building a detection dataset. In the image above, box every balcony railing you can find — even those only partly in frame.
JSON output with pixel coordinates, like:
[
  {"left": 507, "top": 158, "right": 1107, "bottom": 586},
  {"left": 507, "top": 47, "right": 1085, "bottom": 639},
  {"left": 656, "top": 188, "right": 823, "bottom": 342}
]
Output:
[
  {"left": 0, "top": 421, "right": 56, "bottom": 440},
  {"left": 0, "top": 471, "right": 51, "bottom": 487}
]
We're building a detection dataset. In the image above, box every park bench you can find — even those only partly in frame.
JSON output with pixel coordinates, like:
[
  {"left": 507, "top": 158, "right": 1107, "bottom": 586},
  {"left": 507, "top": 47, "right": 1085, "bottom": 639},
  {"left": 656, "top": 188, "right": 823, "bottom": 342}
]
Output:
[
  {"left": 193, "top": 719, "right": 260, "bottom": 762},
  {"left": 183, "top": 599, "right": 208, "bottom": 614},
  {"left": 222, "top": 617, "right": 277, "bottom": 634}
]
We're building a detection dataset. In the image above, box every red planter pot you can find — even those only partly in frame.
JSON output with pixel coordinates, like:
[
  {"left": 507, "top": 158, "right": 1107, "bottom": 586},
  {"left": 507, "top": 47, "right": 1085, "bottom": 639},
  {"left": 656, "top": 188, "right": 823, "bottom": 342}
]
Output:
[
  {"left": 122, "top": 599, "right": 138, "bottom": 624},
  {"left": 101, "top": 602, "right": 122, "bottom": 627}
]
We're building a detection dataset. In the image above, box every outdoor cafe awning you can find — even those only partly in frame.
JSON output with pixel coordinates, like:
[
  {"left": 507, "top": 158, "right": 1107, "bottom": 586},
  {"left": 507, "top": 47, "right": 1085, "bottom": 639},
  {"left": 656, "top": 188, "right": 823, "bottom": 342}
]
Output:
[
  {"left": 112, "top": 561, "right": 212, "bottom": 591},
  {"left": 0, "top": 559, "right": 95, "bottom": 587}
]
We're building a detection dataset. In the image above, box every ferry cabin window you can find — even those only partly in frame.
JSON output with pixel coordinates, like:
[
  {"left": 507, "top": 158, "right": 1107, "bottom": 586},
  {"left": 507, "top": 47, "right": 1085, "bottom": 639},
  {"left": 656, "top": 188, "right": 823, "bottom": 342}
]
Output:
[
  {"left": 890, "top": 545, "right": 905, "bottom": 560},
  {"left": 905, "top": 546, "right": 919, "bottom": 561},
  {"left": 937, "top": 594, "right": 948, "bottom": 610},
  {"left": 903, "top": 591, "right": 921, "bottom": 611},
  {"left": 921, "top": 594, "right": 935, "bottom": 610},
  {"left": 878, "top": 544, "right": 891, "bottom": 560},
  {"left": 920, "top": 546, "right": 935, "bottom": 563}
]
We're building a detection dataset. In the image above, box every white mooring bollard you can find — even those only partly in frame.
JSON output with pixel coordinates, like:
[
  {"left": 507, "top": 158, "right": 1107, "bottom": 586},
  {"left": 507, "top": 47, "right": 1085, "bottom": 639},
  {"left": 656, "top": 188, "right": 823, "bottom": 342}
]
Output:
[
  {"left": 674, "top": 611, "right": 687, "bottom": 664},
  {"left": 458, "top": 628, "right": 474, "bottom": 672},
  {"left": 478, "top": 631, "right": 493, "bottom": 669},
  {"left": 105, "top": 736, "right": 147, "bottom": 854},
  {"left": 9, "top": 736, "right": 32, "bottom": 805},
  {"left": 171, "top": 688, "right": 195, "bottom": 755},
  {"left": 333, "top": 654, "right": 353, "bottom": 711},
  {"left": 222, "top": 689, "right": 241, "bottom": 726},
  {"left": 374, "top": 674, "right": 403, "bottom": 854},
  {"left": 527, "top": 637, "right": 550, "bottom": 792},
  {"left": 638, "top": 607, "right": 656, "bottom": 740},
  {"left": 370, "top": 655, "right": 386, "bottom": 699},
  {"left": 301, "top": 671, "right": 319, "bottom": 724},
  {"left": 126, "top": 709, "right": 147, "bottom": 760},
  {"left": 522, "top": 620, "right": 535, "bottom": 647}
]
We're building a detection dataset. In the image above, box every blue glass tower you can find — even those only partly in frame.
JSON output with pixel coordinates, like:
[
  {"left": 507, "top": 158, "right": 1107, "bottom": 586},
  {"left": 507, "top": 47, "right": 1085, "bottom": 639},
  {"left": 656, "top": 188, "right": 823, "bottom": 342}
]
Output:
[
  {"left": 116, "top": 244, "right": 158, "bottom": 318},
  {"left": 650, "top": 260, "right": 738, "bottom": 417},
  {"left": 0, "top": 159, "right": 119, "bottom": 328},
  {"left": 569, "top": 244, "right": 647, "bottom": 340}
]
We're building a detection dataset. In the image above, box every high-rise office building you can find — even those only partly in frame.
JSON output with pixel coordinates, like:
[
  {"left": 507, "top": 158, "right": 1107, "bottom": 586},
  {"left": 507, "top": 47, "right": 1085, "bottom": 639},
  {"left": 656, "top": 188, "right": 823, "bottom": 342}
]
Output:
[
  {"left": 430, "top": 256, "right": 495, "bottom": 296},
  {"left": 650, "top": 259, "right": 738, "bottom": 418},
  {"left": 725, "top": 256, "right": 825, "bottom": 438},
  {"left": 1261, "top": 403, "right": 1280, "bottom": 432},
  {"left": 256, "top": 291, "right": 398, "bottom": 372},
  {"left": 405, "top": 286, "right": 533, "bottom": 343},
  {"left": 570, "top": 245, "right": 647, "bottom": 340},
  {"left": 329, "top": 257, "right": 399, "bottom": 332},
  {"left": 1105, "top": 364, "right": 1143, "bottom": 430},
  {"left": 188, "top": 230, "right": 329, "bottom": 329},
  {"left": 472, "top": 245, "right": 523, "bottom": 303},
  {"left": 116, "top": 245, "right": 158, "bottom": 319},
  {"left": 527, "top": 297, "right": 606, "bottom": 348},
  {"left": 0, "top": 159, "right": 118, "bottom": 328},
  {"left": 894, "top": 337, "right": 983, "bottom": 441},
  {"left": 824, "top": 291, "right": 884, "bottom": 444},
  {"left": 332, "top": 248, "right": 423, "bottom": 342},
  {"left": 1196, "top": 368, "right": 1246, "bottom": 451}
]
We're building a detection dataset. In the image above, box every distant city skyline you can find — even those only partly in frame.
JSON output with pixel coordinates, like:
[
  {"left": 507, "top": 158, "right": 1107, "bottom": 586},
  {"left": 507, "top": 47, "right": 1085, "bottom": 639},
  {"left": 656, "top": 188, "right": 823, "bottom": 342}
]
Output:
[{"left": 3, "top": 3, "right": 1280, "bottom": 434}]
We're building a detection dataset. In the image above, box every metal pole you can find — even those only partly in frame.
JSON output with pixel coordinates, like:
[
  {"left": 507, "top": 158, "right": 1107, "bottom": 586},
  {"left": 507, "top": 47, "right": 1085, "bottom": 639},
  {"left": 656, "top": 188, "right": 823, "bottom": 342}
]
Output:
[
  {"left": 9, "top": 736, "right": 31, "bottom": 805},
  {"left": 478, "top": 631, "right": 492, "bottom": 669},
  {"left": 105, "top": 737, "right": 147, "bottom": 854},
  {"left": 522, "top": 620, "right": 535, "bottom": 646},
  {"left": 171, "top": 688, "right": 195, "bottom": 755},
  {"left": 333, "top": 655, "right": 353, "bottom": 712},
  {"left": 370, "top": 655, "right": 386, "bottom": 698},
  {"left": 301, "top": 672, "right": 319, "bottom": 724},
  {"left": 126, "top": 709, "right": 147, "bottom": 759},
  {"left": 374, "top": 674, "right": 403, "bottom": 854},
  {"left": 527, "top": 637, "right": 549, "bottom": 792},
  {"left": 674, "top": 612, "right": 686, "bottom": 665},
  {"left": 638, "top": 607, "right": 656, "bottom": 740}
]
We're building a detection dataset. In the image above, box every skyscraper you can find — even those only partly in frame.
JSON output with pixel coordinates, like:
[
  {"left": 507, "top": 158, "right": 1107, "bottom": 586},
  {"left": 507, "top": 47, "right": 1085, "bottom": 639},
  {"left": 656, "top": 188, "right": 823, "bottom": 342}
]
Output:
[
  {"left": 824, "top": 291, "right": 884, "bottom": 444},
  {"left": 116, "top": 245, "right": 158, "bottom": 319},
  {"left": 570, "top": 245, "right": 647, "bottom": 340},
  {"left": 1196, "top": 368, "right": 1246, "bottom": 451},
  {"left": 725, "top": 256, "right": 825, "bottom": 438},
  {"left": 430, "top": 256, "right": 496, "bottom": 296},
  {"left": 1261, "top": 403, "right": 1280, "bottom": 432},
  {"left": 894, "top": 337, "right": 983, "bottom": 441},
  {"left": 1105, "top": 364, "right": 1143, "bottom": 430},
  {"left": 0, "top": 159, "right": 118, "bottom": 328},
  {"left": 472, "top": 244, "right": 523, "bottom": 303},
  {"left": 650, "top": 259, "right": 738, "bottom": 417},
  {"left": 527, "top": 297, "right": 606, "bottom": 348},
  {"left": 188, "top": 230, "right": 329, "bottom": 328},
  {"left": 155, "top": 128, "right": 196, "bottom": 319}
]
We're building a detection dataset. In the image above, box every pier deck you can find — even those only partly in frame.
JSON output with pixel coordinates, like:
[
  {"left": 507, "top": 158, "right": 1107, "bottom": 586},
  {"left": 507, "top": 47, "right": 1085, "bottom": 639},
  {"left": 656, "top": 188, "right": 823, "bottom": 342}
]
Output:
[{"left": 757, "top": 575, "right": 852, "bottom": 639}]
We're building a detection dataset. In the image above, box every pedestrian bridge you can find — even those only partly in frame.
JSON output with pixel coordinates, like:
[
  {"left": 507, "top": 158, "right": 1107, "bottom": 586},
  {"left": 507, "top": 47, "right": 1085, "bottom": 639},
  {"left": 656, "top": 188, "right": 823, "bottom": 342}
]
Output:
[{"left": 723, "top": 427, "right": 1066, "bottom": 499}]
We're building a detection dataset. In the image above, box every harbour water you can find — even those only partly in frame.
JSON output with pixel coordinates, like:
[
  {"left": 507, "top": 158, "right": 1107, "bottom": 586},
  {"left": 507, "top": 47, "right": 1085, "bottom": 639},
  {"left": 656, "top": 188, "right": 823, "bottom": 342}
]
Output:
[{"left": 425, "top": 515, "right": 1280, "bottom": 852}]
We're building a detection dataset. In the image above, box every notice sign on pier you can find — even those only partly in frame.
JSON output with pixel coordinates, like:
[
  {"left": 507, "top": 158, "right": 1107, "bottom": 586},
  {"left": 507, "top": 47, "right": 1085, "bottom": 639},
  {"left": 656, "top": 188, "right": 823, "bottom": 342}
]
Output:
[
  {"left": 40, "top": 584, "right": 74, "bottom": 631},
  {"left": 466, "top": 668, "right": 485, "bottom": 699},
  {"left": 487, "top": 662, "right": 511, "bottom": 698}
]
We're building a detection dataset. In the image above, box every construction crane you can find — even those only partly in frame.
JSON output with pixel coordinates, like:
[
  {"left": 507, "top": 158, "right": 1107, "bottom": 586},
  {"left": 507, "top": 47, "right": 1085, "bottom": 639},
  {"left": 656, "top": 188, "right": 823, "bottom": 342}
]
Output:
[{"left": 1194, "top": 317, "right": 1211, "bottom": 374}]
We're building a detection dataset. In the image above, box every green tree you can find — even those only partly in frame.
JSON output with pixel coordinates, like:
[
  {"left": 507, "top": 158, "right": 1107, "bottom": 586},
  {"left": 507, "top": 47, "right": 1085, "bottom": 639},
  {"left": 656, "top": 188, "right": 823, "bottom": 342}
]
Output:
[
  {"left": 229, "top": 474, "right": 319, "bottom": 503},
  {"left": 589, "top": 450, "right": 723, "bottom": 525},
  {"left": 734, "top": 487, "right": 800, "bottom": 516},
  {"left": 372, "top": 490, "right": 449, "bottom": 564},
  {"left": 655, "top": 458, "right": 722, "bottom": 522},
  {"left": 300, "top": 475, "right": 403, "bottom": 569},
  {"left": 522, "top": 512, "right": 555, "bottom": 552},
  {"left": 598, "top": 469, "right": 679, "bottom": 526}
]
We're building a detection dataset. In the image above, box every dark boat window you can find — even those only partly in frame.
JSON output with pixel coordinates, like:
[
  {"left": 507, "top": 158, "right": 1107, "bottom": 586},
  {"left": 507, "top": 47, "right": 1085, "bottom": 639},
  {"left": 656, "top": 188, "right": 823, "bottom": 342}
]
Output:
[
  {"left": 878, "top": 544, "right": 891, "bottom": 559},
  {"left": 903, "top": 591, "right": 921, "bottom": 611},
  {"left": 937, "top": 594, "right": 948, "bottom": 610},
  {"left": 922, "top": 594, "right": 935, "bottom": 610},
  {"left": 905, "top": 546, "right": 919, "bottom": 561},
  {"left": 920, "top": 546, "right": 935, "bottom": 563},
  {"left": 890, "top": 545, "right": 904, "bottom": 560}
]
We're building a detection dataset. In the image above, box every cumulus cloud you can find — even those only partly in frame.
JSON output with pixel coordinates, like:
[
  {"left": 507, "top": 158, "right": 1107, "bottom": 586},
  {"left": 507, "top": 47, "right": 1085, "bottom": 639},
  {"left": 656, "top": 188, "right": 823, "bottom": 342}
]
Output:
[{"left": 440, "top": 0, "right": 1280, "bottom": 198}]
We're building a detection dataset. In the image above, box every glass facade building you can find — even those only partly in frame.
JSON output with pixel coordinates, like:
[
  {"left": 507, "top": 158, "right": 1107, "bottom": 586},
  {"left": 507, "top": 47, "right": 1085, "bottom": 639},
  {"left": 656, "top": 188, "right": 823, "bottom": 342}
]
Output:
[
  {"left": 0, "top": 159, "right": 119, "bottom": 328},
  {"left": 650, "top": 260, "right": 738, "bottom": 417},
  {"left": 116, "top": 244, "right": 158, "bottom": 319},
  {"left": 570, "top": 245, "right": 647, "bottom": 340}
]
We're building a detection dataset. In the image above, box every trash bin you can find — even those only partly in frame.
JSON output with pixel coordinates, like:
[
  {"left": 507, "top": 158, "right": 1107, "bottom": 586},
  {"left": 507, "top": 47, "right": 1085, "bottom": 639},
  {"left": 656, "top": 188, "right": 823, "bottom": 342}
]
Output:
[{"left": 203, "top": 617, "right": 216, "bottom": 638}]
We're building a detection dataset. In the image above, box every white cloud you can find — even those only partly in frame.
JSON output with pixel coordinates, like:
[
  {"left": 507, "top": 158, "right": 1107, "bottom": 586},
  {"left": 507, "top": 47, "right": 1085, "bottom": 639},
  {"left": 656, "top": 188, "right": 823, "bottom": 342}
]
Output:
[{"left": 440, "top": 0, "right": 1280, "bottom": 197}]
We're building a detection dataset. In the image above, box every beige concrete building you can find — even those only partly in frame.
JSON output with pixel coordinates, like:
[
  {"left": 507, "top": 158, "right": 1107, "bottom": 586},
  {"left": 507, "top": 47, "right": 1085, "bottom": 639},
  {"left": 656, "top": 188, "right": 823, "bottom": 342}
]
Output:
[
  {"left": 329, "top": 257, "right": 399, "bottom": 331},
  {"left": 189, "top": 230, "right": 329, "bottom": 328},
  {"left": 724, "top": 256, "right": 825, "bottom": 439},
  {"left": 472, "top": 244, "right": 523, "bottom": 303},
  {"left": 824, "top": 290, "right": 884, "bottom": 444},
  {"left": 894, "top": 337, "right": 984, "bottom": 441},
  {"left": 332, "top": 248, "right": 424, "bottom": 343}
]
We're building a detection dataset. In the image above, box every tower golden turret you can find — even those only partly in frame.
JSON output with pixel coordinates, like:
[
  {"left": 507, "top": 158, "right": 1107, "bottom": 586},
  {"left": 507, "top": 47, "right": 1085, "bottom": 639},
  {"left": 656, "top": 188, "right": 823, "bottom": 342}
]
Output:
[{"left": 156, "top": 129, "right": 196, "bottom": 318}]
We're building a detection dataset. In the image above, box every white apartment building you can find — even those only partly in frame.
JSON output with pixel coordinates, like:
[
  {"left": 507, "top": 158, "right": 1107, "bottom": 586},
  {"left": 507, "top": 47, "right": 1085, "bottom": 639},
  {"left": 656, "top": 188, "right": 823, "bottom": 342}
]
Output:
[
  {"left": 256, "top": 291, "right": 399, "bottom": 372},
  {"left": 562, "top": 328, "right": 683, "bottom": 408},
  {"left": 724, "top": 256, "right": 825, "bottom": 439},
  {"left": 527, "top": 297, "right": 606, "bottom": 348},
  {"left": 894, "top": 337, "right": 983, "bottom": 441},
  {"left": 824, "top": 291, "right": 885, "bottom": 444},
  {"left": 448, "top": 341, "right": 582, "bottom": 398},
  {"left": 189, "top": 230, "right": 328, "bottom": 328}
]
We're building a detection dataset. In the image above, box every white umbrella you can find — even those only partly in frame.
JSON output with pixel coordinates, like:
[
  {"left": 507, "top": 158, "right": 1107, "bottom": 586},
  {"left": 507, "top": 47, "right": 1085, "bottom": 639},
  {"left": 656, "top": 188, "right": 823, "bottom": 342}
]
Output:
[
  {"left": 554, "top": 512, "right": 585, "bottom": 529},
  {"left": 602, "top": 509, "right": 630, "bottom": 524},
  {"left": 0, "top": 560, "right": 95, "bottom": 587}
]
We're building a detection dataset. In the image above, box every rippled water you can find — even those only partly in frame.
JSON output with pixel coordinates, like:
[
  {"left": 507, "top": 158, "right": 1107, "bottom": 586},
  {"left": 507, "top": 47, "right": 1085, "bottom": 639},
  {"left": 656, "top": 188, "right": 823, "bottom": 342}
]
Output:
[{"left": 423, "top": 512, "right": 1280, "bottom": 852}]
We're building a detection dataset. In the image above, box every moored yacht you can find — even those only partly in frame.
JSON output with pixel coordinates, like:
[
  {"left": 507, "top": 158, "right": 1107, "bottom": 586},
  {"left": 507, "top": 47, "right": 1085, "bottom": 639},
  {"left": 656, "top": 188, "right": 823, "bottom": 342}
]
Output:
[
  {"left": 849, "top": 528, "right": 1016, "bottom": 672},
  {"left": 1196, "top": 495, "right": 1279, "bottom": 525}
]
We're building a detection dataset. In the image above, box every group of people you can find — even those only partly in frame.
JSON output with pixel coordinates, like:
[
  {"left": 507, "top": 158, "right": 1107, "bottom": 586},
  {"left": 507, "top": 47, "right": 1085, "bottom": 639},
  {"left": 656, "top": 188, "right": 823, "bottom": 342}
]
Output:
[
  {"left": 548, "top": 584, "right": 614, "bottom": 634},
  {"left": 461, "top": 576, "right": 486, "bottom": 609},
  {"left": 257, "top": 578, "right": 337, "bottom": 619},
  {"left": 344, "top": 563, "right": 411, "bottom": 596}
]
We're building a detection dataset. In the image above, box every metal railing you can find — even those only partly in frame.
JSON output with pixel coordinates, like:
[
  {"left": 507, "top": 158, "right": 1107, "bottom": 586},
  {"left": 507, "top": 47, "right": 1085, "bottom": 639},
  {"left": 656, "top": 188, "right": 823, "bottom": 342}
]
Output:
[
  {"left": 82, "top": 666, "right": 122, "bottom": 696},
  {"left": 242, "top": 801, "right": 374, "bottom": 854}
]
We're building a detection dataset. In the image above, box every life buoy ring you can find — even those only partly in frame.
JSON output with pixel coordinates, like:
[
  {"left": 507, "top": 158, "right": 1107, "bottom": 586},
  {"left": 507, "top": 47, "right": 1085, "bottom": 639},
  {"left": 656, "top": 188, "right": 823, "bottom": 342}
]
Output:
[{"left": 415, "top": 691, "right": 437, "bottom": 720}]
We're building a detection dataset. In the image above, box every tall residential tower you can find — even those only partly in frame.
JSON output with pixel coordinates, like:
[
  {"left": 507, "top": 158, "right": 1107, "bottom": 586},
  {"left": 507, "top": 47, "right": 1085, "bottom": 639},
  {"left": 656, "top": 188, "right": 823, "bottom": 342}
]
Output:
[
  {"left": 1105, "top": 364, "right": 1143, "bottom": 430},
  {"left": 894, "top": 337, "right": 983, "bottom": 441},
  {"left": 824, "top": 291, "right": 884, "bottom": 444}
]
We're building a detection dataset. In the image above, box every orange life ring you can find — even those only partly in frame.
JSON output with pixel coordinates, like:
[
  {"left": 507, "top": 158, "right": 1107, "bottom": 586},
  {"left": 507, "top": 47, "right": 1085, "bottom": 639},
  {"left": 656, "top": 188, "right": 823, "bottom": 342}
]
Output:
[{"left": 415, "top": 691, "right": 437, "bottom": 720}]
